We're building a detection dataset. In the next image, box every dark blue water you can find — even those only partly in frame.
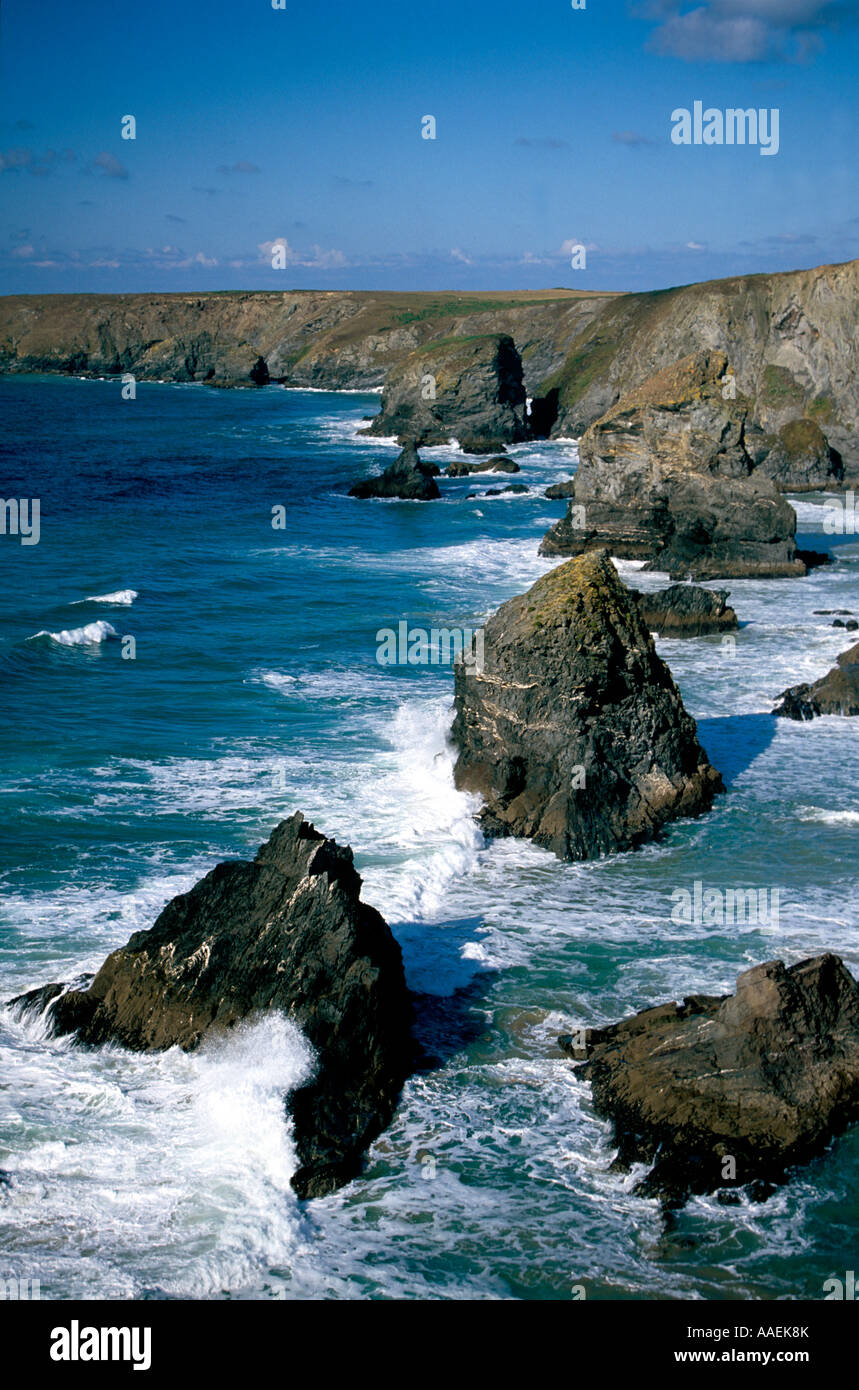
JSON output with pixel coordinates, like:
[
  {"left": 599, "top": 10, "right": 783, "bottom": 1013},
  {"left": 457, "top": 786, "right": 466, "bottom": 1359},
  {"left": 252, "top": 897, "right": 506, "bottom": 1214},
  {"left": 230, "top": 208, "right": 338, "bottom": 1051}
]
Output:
[{"left": 1, "top": 376, "right": 857, "bottom": 1300}]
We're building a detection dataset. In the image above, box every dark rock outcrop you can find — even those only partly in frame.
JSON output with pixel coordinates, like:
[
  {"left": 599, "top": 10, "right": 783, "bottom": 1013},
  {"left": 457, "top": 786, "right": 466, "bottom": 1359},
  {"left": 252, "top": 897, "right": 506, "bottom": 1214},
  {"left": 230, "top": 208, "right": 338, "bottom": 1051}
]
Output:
[
  {"left": 632, "top": 584, "right": 738, "bottom": 637},
  {"left": 545, "top": 478, "right": 577, "bottom": 499},
  {"left": 445, "top": 456, "right": 520, "bottom": 476},
  {"left": 561, "top": 954, "right": 859, "bottom": 1206},
  {"left": 775, "top": 641, "right": 859, "bottom": 719},
  {"left": 539, "top": 352, "right": 807, "bottom": 579},
  {"left": 755, "top": 417, "right": 842, "bottom": 491},
  {"left": 9, "top": 814, "right": 414, "bottom": 1200},
  {"left": 249, "top": 355, "right": 270, "bottom": 386},
  {"left": 451, "top": 550, "right": 723, "bottom": 861},
  {"left": 363, "top": 334, "right": 528, "bottom": 450},
  {"left": 349, "top": 440, "right": 441, "bottom": 501}
]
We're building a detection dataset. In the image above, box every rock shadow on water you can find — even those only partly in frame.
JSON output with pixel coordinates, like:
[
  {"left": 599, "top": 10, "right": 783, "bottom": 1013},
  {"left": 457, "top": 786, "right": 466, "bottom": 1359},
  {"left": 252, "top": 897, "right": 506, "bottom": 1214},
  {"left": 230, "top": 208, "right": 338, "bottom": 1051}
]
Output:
[
  {"left": 695, "top": 713, "right": 778, "bottom": 787},
  {"left": 395, "top": 913, "right": 499, "bottom": 1070}
]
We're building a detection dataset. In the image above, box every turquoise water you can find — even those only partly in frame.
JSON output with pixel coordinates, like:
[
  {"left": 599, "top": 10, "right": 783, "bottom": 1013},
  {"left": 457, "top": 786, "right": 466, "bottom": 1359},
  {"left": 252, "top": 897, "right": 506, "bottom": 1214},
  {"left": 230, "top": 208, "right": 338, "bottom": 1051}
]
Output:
[{"left": 1, "top": 375, "right": 858, "bottom": 1301}]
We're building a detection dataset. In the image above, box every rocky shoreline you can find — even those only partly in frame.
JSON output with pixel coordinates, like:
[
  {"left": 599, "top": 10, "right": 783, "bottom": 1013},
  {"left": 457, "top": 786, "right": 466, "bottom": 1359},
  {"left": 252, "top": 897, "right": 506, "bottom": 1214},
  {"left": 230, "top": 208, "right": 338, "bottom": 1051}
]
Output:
[{"left": 6, "top": 256, "right": 859, "bottom": 1214}]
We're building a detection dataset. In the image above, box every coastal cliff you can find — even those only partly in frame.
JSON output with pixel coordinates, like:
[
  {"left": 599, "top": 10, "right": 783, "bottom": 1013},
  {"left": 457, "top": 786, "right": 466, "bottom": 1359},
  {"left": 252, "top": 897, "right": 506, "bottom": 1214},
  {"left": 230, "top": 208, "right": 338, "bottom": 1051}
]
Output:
[{"left": 2, "top": 258, "right": 857, "bottom": 467}]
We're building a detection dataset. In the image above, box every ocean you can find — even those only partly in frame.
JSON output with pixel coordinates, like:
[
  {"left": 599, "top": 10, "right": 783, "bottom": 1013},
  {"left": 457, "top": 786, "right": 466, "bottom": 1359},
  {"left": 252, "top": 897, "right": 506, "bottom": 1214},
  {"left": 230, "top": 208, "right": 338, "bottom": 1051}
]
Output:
[{"left": 1, "top": 375, "right": 857, "bottom": 1301}]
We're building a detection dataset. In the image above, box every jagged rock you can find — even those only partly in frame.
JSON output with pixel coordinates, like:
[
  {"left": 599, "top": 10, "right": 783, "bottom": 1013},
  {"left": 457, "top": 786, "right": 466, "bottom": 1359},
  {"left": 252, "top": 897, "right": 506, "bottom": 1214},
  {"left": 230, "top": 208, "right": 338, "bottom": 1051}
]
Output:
[
  {"left": 445, "top": 456, "right": 520, "bottom": 476},
  {"left": 451, "top": 550, "right": 722, "bottom": 861},
  {"left": 483, "top": 483, "right": 528, "bottom": 496},
  {"left": 349, "top": 440, "right": 440, "bottom": 501},
  {"left": 561, "top": 954, "right": 859, "bottom": 1206},
  {"left": 539, "top": 352, "right": 807, "bottom": 579},
  {"left": 754, "top": 417, "right": 842, "bottom": 491},
  {"left": 632, "top": 584, "right": 738, "bottom": 637},
  {"left": 362, "top": 334, "right": 528, "bottom": 449},
  {"left": 774, "top": 642, "right": 859, "bottom": 719},
  {"left": 9, "top": 814, "right": 414, "bottom": 1200}
]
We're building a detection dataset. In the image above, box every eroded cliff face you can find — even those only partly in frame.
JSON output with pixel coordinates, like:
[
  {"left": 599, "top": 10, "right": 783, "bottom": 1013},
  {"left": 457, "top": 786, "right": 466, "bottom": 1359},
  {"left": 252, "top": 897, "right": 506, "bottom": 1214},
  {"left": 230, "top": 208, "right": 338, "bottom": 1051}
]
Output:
[
  {"left": 539, "top": 351, "right": 811, "bottom": 579},
  {"left": 534, "top": 258, "right": 859, "bottom": 471},
  {"left": 363, "top": 334, "right": 529, "bottom": 449},
  {"left": 0, "top": 288, "right": 613, "bottom": 393},
  {"left": 3, "top": 259, "right": 856, "bottom": 464}
]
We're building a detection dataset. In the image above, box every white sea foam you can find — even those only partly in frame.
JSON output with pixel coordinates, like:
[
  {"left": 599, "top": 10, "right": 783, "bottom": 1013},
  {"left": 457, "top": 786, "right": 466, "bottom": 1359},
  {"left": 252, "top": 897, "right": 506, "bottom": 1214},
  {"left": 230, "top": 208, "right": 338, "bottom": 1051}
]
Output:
[
  {"left": 0, "top": 1011, "right": 314, "bottom": 1299},
  {"left": 28, "top": 620, "right": 119, "bottom": 647},
  {"left": 797, "top": 806, "right": 859, "bottom": 826},
  {"left": 72, "top": 589, "right": 138, "bottom": 606}
]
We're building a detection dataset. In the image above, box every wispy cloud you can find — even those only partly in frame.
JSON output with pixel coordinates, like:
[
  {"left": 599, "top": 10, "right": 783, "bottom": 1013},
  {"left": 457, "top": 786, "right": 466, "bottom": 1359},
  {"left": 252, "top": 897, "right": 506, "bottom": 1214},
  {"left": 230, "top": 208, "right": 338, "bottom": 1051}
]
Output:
[
  {"left": 612, "top": 129, "right": 656, "bottom": 146},
  {"left": 0, "top": 147, "right": 68, "bottom": 176},
  {"left": 92, "top": 151, "right": 129, "bottom": 179},
  {"left": 639, "top": 0, "right": 855, "bottom": 63},
  {"left": 514, "top": 137, "right": 570, "bottom": 149},
  {"left": 217, "top": 161, "right": 260, "bottom": 175}
]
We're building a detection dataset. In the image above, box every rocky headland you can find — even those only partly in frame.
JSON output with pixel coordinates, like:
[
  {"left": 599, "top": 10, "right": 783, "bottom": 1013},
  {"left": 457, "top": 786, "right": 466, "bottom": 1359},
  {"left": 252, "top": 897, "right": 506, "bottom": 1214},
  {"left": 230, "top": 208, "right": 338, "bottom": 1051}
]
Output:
[
  {"left": 539, "top": 351, "right": 819, "bottom": 579},
  {"left": 4, "top": 258, "right": 856, "bottom": 468},
  {"left": 361, "top": 333, "right": 529, "bottom": 452},
  {"left": 10, "top": 814, "right": 414, "bottom": 1199},
  {"left": 451, "top": 550, "right": 723, "bottom": 861},
  {"left": 561, "top": 953, "right": 859, "bottom": 1206}
]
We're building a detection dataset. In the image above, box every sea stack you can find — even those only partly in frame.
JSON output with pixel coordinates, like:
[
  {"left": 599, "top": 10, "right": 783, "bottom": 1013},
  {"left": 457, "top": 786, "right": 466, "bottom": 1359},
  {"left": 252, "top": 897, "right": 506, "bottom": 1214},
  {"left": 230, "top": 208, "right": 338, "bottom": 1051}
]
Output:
[
  {"left": 562, "top": 953, "right": 859, "bottom": 1206},
  {"left": 363, "top": 333, "right": 529, "bottom": 452},
  {"left": 631, "top": 583, "right": 739, "bottom": 638},
  {"left": 451, "top": 550, "right": 723, "bottom": 861},
  {"left": 349, "top": 439, "right": 441, "bottom": 500},
  {"left": 10, "top": 814, "right": 414, "bottom": 1200}
]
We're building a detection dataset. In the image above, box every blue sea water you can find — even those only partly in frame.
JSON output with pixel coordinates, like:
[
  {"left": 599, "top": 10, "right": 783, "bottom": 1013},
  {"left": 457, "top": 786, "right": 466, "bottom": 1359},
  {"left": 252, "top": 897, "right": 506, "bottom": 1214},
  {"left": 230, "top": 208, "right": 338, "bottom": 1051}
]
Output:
[{"left": 1, "top": 375, "right": 858, "bottom": 1301}]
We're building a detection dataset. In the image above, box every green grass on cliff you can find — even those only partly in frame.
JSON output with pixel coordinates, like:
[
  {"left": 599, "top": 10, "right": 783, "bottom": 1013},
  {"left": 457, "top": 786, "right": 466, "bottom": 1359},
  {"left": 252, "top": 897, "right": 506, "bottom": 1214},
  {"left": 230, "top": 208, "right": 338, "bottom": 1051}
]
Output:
[{"left": 392, "top": 297, "right": 556, "bottom": 326}]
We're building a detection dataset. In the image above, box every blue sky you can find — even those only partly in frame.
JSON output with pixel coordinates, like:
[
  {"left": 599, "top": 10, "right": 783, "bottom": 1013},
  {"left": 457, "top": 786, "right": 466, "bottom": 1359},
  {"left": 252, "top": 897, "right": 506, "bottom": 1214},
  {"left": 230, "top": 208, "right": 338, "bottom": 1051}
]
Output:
[{"left": 1, "top": 0, "right": 857, "bottom": 293}]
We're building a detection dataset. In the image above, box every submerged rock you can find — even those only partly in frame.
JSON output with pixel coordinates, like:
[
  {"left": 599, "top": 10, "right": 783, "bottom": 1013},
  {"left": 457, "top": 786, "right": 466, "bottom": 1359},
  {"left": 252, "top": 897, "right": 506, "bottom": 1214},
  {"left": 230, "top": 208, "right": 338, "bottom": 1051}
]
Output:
[
  {"left": 349, "top": 439, "right": 440, "bottom": 500},
  {"left": 451, "top": 550, "right": 722, "bottom": 861},
  {"left": 539, "top": 351, "right": 808, "bottom": 579},
  {"left": 10, "top": 814, "right": 414, "bottom": 1200},
  {"left": 362, "top": 334, "right": 528, "bottom": 450},
  {"left": 561, "top": 954, "right": 859, "bottom": 1206},
  {"left": 632, "top": 584, "right": 738, "bottom": 637},
  {"left": 774, "top": 641, "right": 859, "bottom": 719},
  {"left": 445, "top": 456, "right": 520, "bottom": 476}
]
